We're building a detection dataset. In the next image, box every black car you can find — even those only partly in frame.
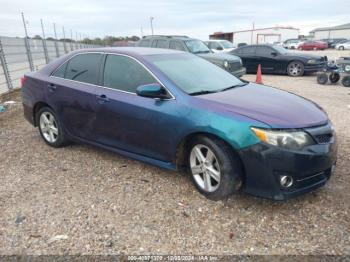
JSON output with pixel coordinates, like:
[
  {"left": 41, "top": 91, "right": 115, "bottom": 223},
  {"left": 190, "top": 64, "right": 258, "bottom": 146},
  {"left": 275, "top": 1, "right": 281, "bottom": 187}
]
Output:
[
  {"left": 137, "top": 35, "right": 246, "bottom": 77},
  {"left": 230, "top": 44, "right": 326, "bottom": 76}
]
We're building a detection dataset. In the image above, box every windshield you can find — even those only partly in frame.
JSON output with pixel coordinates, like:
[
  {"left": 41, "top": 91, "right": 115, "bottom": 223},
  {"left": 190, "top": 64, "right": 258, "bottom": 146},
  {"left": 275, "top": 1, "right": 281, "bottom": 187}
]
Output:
[
  {"left": 272, "top": 45, "right": 289, "bottom": 54},
  {"left": 220, "top": 40, "right": 234, "bottom": 49},
  {"left": 147, "top": 53, "right": 244, "bottom": 95},
  {"left": 185, "top": 40, "right": 211, "bottom": 54}
]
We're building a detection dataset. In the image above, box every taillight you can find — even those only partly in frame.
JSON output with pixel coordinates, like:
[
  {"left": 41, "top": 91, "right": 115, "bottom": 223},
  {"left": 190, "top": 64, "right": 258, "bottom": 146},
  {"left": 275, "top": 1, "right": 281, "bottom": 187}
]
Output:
[{"left": 20, "top": 76, "right": 27, "bottom": 88}]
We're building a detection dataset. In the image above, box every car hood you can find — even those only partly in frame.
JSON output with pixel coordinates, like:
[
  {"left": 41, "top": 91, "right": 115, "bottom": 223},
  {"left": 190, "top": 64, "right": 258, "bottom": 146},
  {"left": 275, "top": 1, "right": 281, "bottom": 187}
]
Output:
[
  {"left": 281, "top": 52, "right": 324, "bottom": 61},
  {"left": 197, "top": 83, "right": 328, "bottom": 128},
  {"left": 197, "top": 52, "right": 241, "bottom": 62}
]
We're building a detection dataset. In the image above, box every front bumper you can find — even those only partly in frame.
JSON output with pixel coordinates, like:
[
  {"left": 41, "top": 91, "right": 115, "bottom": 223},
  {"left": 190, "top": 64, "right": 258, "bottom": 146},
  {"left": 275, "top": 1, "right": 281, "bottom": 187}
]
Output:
[
  {"left": 230, "top": 67, "right": 246, "bottom": 77},
  {"left": 304, "top": 63, "right": 326, "bottom": 73},
  {"left": 238, "top": 127, "right": 337, "bottom": 200}
]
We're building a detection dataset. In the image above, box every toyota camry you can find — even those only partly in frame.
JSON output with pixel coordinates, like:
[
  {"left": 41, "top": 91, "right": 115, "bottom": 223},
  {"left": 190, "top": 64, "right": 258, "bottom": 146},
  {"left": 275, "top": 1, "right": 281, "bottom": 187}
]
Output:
[{"left": 22, "top": 47, "right": 337, "bottom": 201}]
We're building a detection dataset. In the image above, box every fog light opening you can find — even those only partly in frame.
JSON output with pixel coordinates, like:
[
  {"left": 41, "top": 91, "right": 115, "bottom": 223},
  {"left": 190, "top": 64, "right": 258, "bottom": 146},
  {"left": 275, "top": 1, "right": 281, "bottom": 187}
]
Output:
[{"left": 280, "top": 175, "right": 293, "bottom": 188}]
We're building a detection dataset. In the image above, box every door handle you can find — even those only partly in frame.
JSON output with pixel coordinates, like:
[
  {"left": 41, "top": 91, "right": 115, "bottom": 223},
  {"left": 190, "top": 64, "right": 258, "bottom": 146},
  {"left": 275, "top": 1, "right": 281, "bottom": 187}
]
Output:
[
  {"left": 96, "top": 94, "right": 110, "bottom": 103},
  {"left": 47, "top": 83, "right": 56, "bottom": 92}
]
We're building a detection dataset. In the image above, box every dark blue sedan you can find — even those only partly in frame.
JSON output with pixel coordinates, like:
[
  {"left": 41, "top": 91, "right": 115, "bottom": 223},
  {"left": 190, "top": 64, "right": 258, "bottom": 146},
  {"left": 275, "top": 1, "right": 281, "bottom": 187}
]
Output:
[{"left": 22, "top": 47, "right": 337, "bottom": 200}]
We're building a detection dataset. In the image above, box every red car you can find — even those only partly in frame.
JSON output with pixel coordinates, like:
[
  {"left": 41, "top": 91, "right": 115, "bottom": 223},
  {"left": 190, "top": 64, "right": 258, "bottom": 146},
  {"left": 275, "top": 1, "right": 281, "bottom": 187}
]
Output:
[{"left": 298, "top": 41, "right": 327, "bottom": 50}]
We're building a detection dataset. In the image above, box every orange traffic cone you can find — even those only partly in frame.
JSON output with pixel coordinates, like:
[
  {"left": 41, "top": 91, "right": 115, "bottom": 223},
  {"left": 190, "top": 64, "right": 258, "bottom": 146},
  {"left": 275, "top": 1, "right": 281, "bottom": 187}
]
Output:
[{"left": 256, "top": 64, "right": 263, "bottom": 84}]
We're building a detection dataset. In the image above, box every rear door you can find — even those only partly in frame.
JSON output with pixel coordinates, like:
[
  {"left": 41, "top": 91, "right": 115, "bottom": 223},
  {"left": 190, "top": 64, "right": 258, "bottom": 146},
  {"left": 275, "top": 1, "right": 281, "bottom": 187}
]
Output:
[
  {"left": 49, "top": 53, "right": 103, "bottom": 140},
  {"left": 235, "top": 46, "right": 257, "bottom": 73},
  {"left": 255, "top": 46, "right": 278, "bottom": 73},
  {"left": 93, "top": 54, "right": 178, "bottom": 161}
]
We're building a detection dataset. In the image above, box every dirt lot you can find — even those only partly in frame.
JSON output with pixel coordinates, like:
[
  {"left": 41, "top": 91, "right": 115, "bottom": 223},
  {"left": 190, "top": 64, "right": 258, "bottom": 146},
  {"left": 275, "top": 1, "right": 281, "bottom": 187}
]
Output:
[{"left": 0, "top": 73, "right": 349, "bottom": 256}]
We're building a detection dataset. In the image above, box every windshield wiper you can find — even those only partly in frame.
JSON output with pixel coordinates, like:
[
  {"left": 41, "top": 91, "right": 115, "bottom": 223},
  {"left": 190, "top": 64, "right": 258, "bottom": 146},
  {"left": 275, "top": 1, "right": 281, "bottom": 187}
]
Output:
[
  {"left": 194, "top": 50, "right": 210, "bottom": 54},
  {"left": 219, "top": 83, "right": 248, "bottom": 92},
  {"left": 189, "top": 90, "right": 218, "bottom": 96}
]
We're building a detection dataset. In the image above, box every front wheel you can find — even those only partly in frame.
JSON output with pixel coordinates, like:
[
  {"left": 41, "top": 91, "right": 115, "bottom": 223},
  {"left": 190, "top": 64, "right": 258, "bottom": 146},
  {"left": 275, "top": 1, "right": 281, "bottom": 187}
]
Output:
[
  {"left": 287, "top": 61, "right": 304, "bottom": 76},
  {"left": 188, "top": 136, "right": 243, "bottom": 201},
  {"left": 37, "top": 107, "right": 69, "bottom": 147},
  {"left": 339, "top": 46, "right": 345, "bottom": 50}
]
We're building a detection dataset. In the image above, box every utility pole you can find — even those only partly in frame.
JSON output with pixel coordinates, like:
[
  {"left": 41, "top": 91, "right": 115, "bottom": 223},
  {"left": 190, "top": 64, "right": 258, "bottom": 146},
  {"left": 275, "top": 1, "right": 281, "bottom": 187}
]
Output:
[
  {"left": 150, "top": 17, "right": 154, "bottom": 35},
  {"left": 251, "top": 22, "right": 255, "bottom": 45}
]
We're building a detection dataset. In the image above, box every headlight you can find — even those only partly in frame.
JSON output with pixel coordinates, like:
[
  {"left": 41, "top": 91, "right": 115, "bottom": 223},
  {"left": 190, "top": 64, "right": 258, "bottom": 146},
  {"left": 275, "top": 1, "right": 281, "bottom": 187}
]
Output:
[
  {"left": 224, "top": 60, "right": 229, "bottom": 68},
  {"left": 239, "top": 58, "right": 243, "bottom": 65},
  {"left": 345, "top": 65, "right": 350, "bottom": 73},
  {"left": 251, "top": 127, "right": 314, "bottom": 150},
  {"left": 307, "top": 59, "right": 317, "bottom": 64}
]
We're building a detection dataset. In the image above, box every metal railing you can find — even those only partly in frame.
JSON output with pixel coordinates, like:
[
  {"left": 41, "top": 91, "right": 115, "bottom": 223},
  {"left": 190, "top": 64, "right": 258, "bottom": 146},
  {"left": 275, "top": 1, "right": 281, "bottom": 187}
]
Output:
[{"left": 0, "top": 36, "right": 100, "bottom": 95}]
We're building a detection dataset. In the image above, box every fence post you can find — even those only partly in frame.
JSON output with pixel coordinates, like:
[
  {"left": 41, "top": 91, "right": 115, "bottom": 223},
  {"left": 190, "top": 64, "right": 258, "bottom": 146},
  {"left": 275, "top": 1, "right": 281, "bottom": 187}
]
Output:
[
  {"left": 70, "top": 29, "right": 73, "bottom": 51},
  {"left": 21, "top": 12, "right": 34, "bottom": 71},
  {"left": 0, "top": 38, "right": 13, "bottom": 91},
  {"left": 40, "top": 19, "right": 49, "bottom": 64},
  {"left": 62, "top": 26, "right": 67, "bottom": 53},
  {"left": 53, "top": 23, "right": 60, "bottom": 57}
]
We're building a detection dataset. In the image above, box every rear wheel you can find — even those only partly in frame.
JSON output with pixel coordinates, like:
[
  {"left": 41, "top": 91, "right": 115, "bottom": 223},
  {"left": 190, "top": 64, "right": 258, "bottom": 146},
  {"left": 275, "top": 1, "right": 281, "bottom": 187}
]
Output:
[
  {"left": 188, "top": 136, "right": 243, "bottom": 201},
  {"left": 37, "top": 107, "right": 68, "bottom": 147},
  {"left": 329, "top": 72, "right": 340, "bottom": 84},
  {"left": 342, "top": 76, "right": 350, "bottom": 87},
  {"left": 287, "top": 61, "right": 304, "bottom": 76},
  {"left": 339, "top": 46, "right": 345, "bottom": 50}
]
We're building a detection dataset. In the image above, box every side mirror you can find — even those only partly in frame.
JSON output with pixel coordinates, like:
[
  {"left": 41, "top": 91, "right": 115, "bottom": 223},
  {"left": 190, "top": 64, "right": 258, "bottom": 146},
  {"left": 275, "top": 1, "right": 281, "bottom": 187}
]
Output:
[
  {"left": 271, "top": 51, "right": 278, "bottom": 56},
  {"left": 136, "top": 83, "right": 170, "bottom": 99},
  {"left": 217, "top": 46, "right": 224, "bottom": 50}
]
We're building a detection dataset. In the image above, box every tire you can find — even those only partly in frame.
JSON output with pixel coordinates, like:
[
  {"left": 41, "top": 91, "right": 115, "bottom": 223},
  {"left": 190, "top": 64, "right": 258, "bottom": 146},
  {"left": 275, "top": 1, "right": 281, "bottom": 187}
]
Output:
[
  {"left": 317, "top": 73, "right": 328, "bottom": 85},
  {"left": 36, "top": 107, "right": 69, "bottom": 147},
  {"left": 287, "top": 61, "right": 304, "bottom": 76},
  {"left": 339, "top": 46, "right": 345, "bottom": 50},
  {"left": 342, "top": 76, "right": 350, "bottom": 87},
  {"left": 329, "top": 72, "right": 340, "bottom": 84},
  {"left": 187, "top": 136, "right": 243, "bottom": 201}
]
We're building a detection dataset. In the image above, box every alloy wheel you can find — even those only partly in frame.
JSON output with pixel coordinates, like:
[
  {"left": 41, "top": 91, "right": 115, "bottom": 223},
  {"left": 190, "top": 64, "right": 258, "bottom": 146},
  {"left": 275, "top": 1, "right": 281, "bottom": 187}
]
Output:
[
  {"left": 288, "top": 62, "right": 302, "bottom": 76},
  {"left": 190, "top": 144, "right": 221, "bottom": 192},
  {"left": 39, "top": 111, "right": 59, "bottom": 143}
]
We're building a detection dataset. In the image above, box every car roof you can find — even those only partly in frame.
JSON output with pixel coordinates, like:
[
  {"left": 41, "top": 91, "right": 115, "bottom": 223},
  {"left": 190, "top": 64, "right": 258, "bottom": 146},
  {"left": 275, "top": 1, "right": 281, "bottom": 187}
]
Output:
[
  {"left": 141, "top": 35, "right": 192, "bottom": 41},
  {"left": 206, "top": 39, "right": 228, "bottom": 42},
  {"left": 68, "top": 47, "right": 185, "bottom": 56}
]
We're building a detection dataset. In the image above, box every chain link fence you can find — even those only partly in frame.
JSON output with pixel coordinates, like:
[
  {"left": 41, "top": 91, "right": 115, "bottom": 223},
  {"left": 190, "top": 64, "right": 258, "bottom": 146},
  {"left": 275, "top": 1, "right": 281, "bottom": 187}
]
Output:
[{"left": 0, "top": 36, "right": 100, "bottom": 95}]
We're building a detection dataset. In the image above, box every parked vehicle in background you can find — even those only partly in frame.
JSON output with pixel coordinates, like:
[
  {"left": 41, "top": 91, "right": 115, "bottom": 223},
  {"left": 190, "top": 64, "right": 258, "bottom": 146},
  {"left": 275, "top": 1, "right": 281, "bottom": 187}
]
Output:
[
  {"left": 22, "top": 47, "right": 337, "bottom": 201},
  {"left": 230, "top": 44, "right": 326, "bottom": 76},
  {"left": 298, "top": 41, "right": 327, "bottom": 50},
  {"left": 283, "top": 39, "right": 304, "bottom": 49},
  {"left": 335, "top": 40, "right": 350, "bottom": 50},
  {"left": 237, "top": 43, "right": 247, "bottom": 47},
  {"left": 137, "top": 35, "right": 246, "bottom": 77},
  {"left": 321, "top": 38, "right": 347, "bottom": 49},
  {"left": 205, "top": 40, "right": 237, "bottom": 53}
]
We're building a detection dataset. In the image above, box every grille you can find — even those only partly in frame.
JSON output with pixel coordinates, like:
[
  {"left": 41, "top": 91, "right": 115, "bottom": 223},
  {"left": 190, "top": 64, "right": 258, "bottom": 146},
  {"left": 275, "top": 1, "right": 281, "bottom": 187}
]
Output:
[
  {"left": 314, "top": 134, "right": 332, "bottom": 144},
  {"left": 229, "top": 61, "right": 241, "bottom": 72}
]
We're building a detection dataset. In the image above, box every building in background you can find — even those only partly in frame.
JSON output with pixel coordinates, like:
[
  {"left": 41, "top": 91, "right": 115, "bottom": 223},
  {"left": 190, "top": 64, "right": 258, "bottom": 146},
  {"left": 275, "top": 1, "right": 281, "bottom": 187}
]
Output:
[
  {"left": 209, "top": 26, "right": 299, "bottom": 45},
  {"left": 310, "top": 23, "right": 350, "bottom": 40}
]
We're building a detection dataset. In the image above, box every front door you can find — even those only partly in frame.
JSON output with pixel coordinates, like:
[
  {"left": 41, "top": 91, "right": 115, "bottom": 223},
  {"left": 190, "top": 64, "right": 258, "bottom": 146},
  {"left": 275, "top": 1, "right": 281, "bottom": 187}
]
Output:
[{"left": 93, "top": 54, "right": 178, "bottom": 161}]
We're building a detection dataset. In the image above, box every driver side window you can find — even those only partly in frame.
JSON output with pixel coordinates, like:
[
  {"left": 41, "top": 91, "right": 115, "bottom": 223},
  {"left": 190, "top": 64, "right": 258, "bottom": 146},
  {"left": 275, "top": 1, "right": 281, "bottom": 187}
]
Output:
[{"left": 103, "top": 55, "right": 157, "bottom": 93}]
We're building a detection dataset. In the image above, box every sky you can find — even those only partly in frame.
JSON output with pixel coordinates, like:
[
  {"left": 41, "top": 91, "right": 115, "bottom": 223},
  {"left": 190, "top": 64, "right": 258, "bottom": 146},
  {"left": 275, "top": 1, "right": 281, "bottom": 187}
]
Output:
[{"left": 0, "top": 0, "right": 349, "bottom": 40}]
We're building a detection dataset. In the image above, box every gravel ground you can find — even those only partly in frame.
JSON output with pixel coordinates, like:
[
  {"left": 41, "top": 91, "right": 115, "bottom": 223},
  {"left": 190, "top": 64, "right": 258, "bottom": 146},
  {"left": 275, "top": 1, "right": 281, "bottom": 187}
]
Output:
[{"left": 0, "top": 74, "right": 349, "bottom": 256}]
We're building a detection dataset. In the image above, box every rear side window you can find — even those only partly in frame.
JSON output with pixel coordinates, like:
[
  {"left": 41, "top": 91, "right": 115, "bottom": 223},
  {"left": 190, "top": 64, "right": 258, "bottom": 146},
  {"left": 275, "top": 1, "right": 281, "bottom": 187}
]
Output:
[
  {"left": 156, "top": 40, "right": 168, "bottom": 48},
  {"left": 139, "top": 39, "right": 150, "bottom": 47},
  {"left": 256, "top": 46, "right": 274, "bottom": 56},
  {"left": 169, "top": 41, "right": 185, "bottom": 51},
  {"left": 53, "top": 53, "right": 102, "bottom": 85},
  {"left": 237, "top": 46, "right": 255, "bottom": 54},
  {"left": 103, "top": 55, "right": 156, "bottom": 93}
]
